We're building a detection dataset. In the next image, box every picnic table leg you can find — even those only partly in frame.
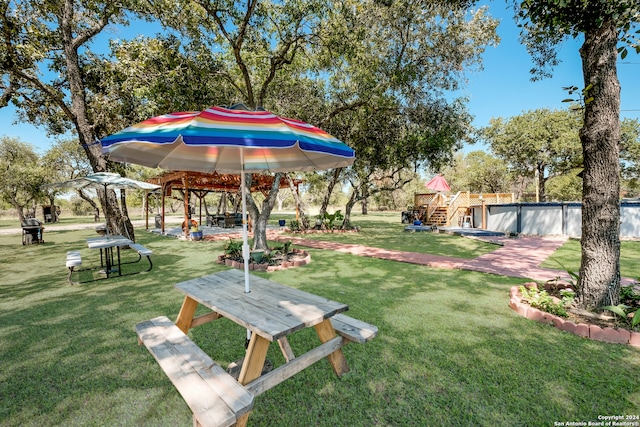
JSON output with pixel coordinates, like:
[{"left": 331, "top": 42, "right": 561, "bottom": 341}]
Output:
[
  {"left": 116, "top": 247, "right": 122, "bottom": 276},
  {"left": 277, "top": 337, "right": 295, "bottom": 362},
  {"left": 238, "top": 333, "right": 270, "bottom": 386},
  {"left": 315, "top": 319, "right": 350, "bottom": 377},
  {"left": 105, "top": 248, "right": 112, "bottom": 278},
  {"left": 175, "top": 296, "right": 199, "bottom": 334}
]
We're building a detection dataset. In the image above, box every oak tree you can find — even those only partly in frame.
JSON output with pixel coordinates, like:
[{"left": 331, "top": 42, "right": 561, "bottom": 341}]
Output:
[
  {"left": 0, "top": 0, "right": 140, "bottom": 237},
  {"left": 481, "top": 108, "right": 582, "bottom": 202},
  {"left": 515, "top": 0, "right": 640, "bottom": 308}
]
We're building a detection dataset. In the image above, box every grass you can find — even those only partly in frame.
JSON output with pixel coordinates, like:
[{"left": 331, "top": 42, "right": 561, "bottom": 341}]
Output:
[
  {"left": 281, "top": 212, "right": 497, "bottom": 259},
  {"left": 0, "top": 215, "right": 97, "bottom": 230},
  {"left": 541, "top": 237, "right": 640, "bottom": 280},
  {"left": 1, "top": 214, "right": 639, "bottom": 426}
]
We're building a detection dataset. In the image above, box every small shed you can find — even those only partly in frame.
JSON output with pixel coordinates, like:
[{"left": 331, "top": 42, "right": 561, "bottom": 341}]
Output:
[{"left": 42, "top": 205, "right": 60, "bottom": 223}]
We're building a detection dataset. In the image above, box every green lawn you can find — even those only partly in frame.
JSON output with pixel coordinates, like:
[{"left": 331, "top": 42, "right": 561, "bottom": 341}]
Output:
[
  {"left": 541, "top": 237, "right": 640, "bottom": 281},
  {"left": 281, "top": 212, "right": 498, "bottom": 259},
  {"left": 1, "top": 215, "right": 639, "bottom": 426}
]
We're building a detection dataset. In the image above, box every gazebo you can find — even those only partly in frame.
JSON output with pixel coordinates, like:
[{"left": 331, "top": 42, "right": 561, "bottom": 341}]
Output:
[{"left": 145, "top": 171, "right": 301, "bottom": 234}]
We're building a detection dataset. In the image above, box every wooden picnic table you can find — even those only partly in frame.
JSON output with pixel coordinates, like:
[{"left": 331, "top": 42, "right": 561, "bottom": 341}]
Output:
[
  {"left": 135, "top": 269, "right": 377, "bottom": 426},
  {"left": 174, "top": 268, "right": 351, "bottom": 388}
]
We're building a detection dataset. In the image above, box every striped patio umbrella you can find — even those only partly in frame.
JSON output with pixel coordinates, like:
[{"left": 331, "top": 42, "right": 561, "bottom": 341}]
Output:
[
  {"left": 101, "top": 105, "right": 355, "bottom": 173},
  {"left": 101, "top": 104, "right": 355, "bottom": 296}
]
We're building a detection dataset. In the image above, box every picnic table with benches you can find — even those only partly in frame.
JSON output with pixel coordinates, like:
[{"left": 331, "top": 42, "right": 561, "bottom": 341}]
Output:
[
  {"left": 135, "top": 268, "right": 378, "bottom": 427},
  {"left": 65, "top": 235, "right": 153, "bottom": 284}
]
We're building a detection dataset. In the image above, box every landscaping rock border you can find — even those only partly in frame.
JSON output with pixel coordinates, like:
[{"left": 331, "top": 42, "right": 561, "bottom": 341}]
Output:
[
  {"left": 509, "top": 286, "right": 640, "bottom": 348},
  {"left": 217, "top": 248, "right": 311, "bottom": 272}
]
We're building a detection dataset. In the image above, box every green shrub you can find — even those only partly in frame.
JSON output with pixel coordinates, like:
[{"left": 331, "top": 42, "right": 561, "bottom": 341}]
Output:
[
  {"left": 224, "top": 238, "right": 242, "bottom": 259},
  {"left": 519, "top": 285, "right": 573, "bottom": 318}
]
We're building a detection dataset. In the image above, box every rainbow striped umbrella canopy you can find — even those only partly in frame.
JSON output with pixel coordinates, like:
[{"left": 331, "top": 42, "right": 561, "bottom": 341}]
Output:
[
  {"left": 101, "top": 105, "right": 355, "bottom": 173},
  {"left": 101, "top": 105, "right": 354, "bottom": 297}
]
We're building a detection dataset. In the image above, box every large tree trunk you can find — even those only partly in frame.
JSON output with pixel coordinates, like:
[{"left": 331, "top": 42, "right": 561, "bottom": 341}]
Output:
[
  {"left": 319, "top": 168, "right": 342, "bottom": 218},
  {"left": 287, "top": 174, "right": 310, "bottom": 229},
  {"left": 576, "top": 19, "right": 621, "bottom": 309},
  {"left": 119, "top": 189, "right": 135, "bottom": 240},
  {"left": 536, "top": 162, "right": 546, "bottom": 202},
  {"left": 343, "top": 191, "right": 358, "bottom": 229},
  {"left": 247, "top": 173, "right": 282, "bottom": 250},
  {"left": 60, "top": 0, "right": 132, "bottom": 239}
]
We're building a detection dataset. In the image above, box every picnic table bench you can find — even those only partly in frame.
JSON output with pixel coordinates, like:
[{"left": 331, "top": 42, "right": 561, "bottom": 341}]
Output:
[
  {"left": 136, "top": 269, "right": 378, "bottom": 426},
  {"left": 135, "top": 316, "right": 254, "bottom": 427},
  {"left": 65, "top": 236, "right": 154, "bottom": 284}
]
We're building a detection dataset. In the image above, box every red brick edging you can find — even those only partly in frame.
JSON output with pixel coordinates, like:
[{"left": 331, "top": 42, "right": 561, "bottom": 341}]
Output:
[
  {"left": 509, "top": 286, "right": 640, "bottom": 347},
  {"left": 217, "top": 249, "right": 311, "bottom": 272}
]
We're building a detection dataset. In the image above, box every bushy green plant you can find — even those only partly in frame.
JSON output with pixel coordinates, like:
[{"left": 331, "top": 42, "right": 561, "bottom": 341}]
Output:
[
  {"left": 224, "top": 238, "right": 242, "bottom": 259},
  {"left": 271, "top": 240, "right": 293, "bottom": 256},
  {"left": 288, "top": 220, "right": 302, "bottom": 232},
  {"left": 519, "top": 285, "right": 572, "bottom": 318},
  {"left": 599, "top": 304, "right": 640, "bottom": 331},
  {"left": 317, "top": 210, "right": 344, "bottom": 230},
  {"left": 601, "top": 286, "right": 640, "bottom": 330},
  {"left": 621, "top": 285, "right": 640, "bottom": 304}
]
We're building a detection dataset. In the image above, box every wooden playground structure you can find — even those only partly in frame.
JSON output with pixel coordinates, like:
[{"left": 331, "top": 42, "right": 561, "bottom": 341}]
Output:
[{"left": 409, "top": 192, "right": 515, "bottom": 228}]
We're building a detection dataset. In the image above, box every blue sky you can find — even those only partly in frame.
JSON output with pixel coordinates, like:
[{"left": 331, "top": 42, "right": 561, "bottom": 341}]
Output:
[
  {"left": 460, "top": 1, "right": 640, "bottom": 151},
  {"left": 1, "top": 1, "right": 638, "bottom": 154}
]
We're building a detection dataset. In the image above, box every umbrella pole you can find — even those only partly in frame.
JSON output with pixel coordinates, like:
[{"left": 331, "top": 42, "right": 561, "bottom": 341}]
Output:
[
  {"left": 241, "top": 155, "right": 252, "bottom": 345},
  {"left": 241, "top": 161, "right": 251, "bottom": 294}
]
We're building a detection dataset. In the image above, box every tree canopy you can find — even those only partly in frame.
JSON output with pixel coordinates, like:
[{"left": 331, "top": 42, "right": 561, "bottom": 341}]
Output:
[
  {"left": 0, "top": 137, "right": 46, "bottom": 221},
  {"left": 2, "top": 0, "right": 499, "bottom": 245},
  {"left": 481, "top": 108, "right": 582, "bottom": 202}
]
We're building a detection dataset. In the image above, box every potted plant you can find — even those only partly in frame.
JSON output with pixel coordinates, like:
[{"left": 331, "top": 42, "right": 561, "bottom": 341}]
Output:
[
  {"left": 250, "top": 250, "right": 264, "bottom": 263},
  {"left": 190, "top": 225, "right": 203, "bottom": 241}
]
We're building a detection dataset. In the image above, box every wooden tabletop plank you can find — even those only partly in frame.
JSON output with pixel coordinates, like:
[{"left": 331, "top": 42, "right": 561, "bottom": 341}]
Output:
[
  {"left": 178, "top": 279, "right": 295, "bottom": 340},
  {"left": 200, "top": 271, "right": 347, "bottom": 323},
  {"left": 180, "top": 276, "right": 328, "bottom": 340},
  {"left": 215, "top": 269, "right": 348, "bottom": 314},
  {"left": 174, "top": 270, "right": 348, "bottom": 341}
]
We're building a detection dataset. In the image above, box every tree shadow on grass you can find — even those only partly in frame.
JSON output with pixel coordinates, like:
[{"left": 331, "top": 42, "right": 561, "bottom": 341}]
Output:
[{"left": 2, "top": 228, "right": 639, "bottom": 426}]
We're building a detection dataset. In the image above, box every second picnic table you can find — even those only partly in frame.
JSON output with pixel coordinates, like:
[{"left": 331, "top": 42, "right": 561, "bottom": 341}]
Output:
[{"left": 86, "top": 235, "right": 133, "bottom": 278}]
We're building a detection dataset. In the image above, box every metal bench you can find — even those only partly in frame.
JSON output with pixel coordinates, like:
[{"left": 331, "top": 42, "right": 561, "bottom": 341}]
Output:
[
  {"left": 128, "top": 243, "right": 153, "bottom": 271},
  {"left": 66, "top": 251, "right": 82, "bottom": 285}
]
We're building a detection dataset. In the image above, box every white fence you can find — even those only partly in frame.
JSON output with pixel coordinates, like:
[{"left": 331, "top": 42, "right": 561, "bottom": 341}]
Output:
[{"left": 470, "top": 202, "right": 640, "bottom": 238}]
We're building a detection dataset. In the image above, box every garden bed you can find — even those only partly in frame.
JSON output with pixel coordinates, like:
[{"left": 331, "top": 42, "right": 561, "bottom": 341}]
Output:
[
  {"left": 217, "top": 247, "right": 311, "bottom": 272},
  {"left": 509, "top": 284, "right": 640, "bottom": 347}
]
